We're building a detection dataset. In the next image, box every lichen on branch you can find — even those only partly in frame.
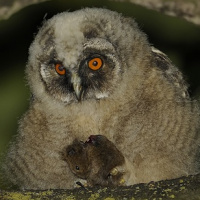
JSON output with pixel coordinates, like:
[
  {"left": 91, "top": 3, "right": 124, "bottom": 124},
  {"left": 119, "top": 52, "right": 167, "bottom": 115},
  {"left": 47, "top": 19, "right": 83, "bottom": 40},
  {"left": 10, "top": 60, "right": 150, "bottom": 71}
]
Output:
[{"left": 1, "top": 174, "right": 200, "bottom": 199}]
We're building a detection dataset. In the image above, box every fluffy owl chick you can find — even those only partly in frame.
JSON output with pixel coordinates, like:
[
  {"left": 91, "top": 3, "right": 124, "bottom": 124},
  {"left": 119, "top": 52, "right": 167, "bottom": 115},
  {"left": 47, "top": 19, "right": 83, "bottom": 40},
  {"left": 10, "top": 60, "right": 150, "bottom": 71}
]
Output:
[
  {"left": 63, "top": 135, "right": 126, "bottom": 187},
  {"left": 1, "top": 8, "right": 200, "bottom": 189}
]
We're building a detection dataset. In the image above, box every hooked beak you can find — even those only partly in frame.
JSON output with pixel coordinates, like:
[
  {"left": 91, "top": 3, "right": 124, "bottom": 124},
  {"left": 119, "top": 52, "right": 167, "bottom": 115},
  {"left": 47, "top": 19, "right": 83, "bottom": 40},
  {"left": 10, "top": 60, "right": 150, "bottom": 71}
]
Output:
[{"left": 71, "top": 73, "right": 83, "bottom": 101}]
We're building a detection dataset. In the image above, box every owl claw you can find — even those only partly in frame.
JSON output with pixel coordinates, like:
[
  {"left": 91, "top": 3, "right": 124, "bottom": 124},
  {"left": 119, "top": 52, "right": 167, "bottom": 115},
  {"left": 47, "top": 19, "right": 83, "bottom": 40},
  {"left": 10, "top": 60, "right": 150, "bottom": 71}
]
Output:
[
  {"left": 119, "top": 178, "right": 125, "bottom": 185},
  {"left": 110, "top": 167, "right": 118, "bottom": 176},
  {"left": 109, "top": 167, "right": 127, "bottom": 186}
]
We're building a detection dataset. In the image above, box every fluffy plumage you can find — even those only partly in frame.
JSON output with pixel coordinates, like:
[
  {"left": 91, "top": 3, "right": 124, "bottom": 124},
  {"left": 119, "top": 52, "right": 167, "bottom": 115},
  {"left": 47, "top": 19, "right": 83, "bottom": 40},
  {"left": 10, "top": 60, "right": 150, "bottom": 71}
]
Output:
[{"left": 1, "top": 8, "right": 200, "bottom": 189}]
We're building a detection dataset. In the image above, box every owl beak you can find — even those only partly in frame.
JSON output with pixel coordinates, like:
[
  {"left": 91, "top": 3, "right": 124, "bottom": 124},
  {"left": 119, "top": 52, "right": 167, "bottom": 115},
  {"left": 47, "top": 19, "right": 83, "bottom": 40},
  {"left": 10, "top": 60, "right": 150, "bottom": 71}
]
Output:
[
  {"left": 73, "top": 83, "right": 83, "bottom": 101},
  {"left": 71, "top": 73, "right": 83, "bottom": 101}
]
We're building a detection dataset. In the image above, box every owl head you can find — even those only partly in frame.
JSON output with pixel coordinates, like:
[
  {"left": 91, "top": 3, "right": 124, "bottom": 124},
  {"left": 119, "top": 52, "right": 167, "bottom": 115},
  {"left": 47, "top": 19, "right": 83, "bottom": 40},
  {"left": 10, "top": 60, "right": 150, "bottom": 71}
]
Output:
[{"left": 26, "top": 8, "right": 151, "bottom": 105}]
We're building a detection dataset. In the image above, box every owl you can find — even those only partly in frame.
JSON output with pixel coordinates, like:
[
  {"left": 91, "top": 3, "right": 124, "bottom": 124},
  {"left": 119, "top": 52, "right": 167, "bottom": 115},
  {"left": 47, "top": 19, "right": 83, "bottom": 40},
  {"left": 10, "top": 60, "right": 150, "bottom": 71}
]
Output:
[
  {"left": 1, "top": 8, "right": 200, "bottom": 190},
  {"left": 63, "top": 135, "right": 125, "bottom": 187}
]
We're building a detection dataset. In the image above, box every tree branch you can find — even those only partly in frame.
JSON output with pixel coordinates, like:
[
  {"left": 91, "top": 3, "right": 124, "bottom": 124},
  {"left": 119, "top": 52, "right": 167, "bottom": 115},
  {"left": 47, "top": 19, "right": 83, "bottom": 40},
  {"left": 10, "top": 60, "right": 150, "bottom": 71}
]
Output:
[
  {"left": 1, "top": 0, "right": 200, "bottom": 26},
  {"left": 1, "top": 174, "right": 200, "bottom": 199},
  {"left": 0, "top": 0, "right": 49, "bottom": 20},
  {"left": 114, "top": 0, "right": 200, "bottom": 25}
]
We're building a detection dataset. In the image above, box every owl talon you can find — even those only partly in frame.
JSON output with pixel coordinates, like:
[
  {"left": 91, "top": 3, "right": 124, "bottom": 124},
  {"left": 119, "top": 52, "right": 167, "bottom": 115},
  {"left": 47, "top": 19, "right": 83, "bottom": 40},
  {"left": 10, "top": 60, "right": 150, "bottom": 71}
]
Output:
[
  {"left": 110, "top": 168, "right": 118, "bottom": 176},
  {"left": 119, "top": 178, "right": 125, "bottom": 185}
]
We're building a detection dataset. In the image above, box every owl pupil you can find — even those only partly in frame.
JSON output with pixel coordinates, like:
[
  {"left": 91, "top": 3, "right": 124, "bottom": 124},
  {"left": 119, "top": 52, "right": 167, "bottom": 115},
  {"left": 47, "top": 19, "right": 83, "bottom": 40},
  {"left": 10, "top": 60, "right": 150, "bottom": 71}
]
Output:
[
  {"left": 76, "top": 166, "right": 80, "bottom": 170},
  {"left": 58, "top": 65, "right": 64, "bottom": 71},
  {"left": 93, "top": 61, "right": 98, "bottom": 66}
]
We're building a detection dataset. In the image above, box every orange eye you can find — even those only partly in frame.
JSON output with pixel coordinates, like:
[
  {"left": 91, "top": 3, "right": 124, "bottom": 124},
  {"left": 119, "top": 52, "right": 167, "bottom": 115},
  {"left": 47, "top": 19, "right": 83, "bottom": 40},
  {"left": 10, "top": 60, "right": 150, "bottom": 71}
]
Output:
[
  {"left": 88, "top": 57, "right": 103, "bottom": 71},
  {"left": 55, "top": 63, "right": 66, "bottom": 75}
]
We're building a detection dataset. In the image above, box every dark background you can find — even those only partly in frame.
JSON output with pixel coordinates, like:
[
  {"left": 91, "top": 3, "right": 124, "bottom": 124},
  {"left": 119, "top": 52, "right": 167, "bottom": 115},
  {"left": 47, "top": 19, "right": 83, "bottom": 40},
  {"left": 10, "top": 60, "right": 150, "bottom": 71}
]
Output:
[{"left": 0, "top": 0, "right": 200, "bottom": 155}]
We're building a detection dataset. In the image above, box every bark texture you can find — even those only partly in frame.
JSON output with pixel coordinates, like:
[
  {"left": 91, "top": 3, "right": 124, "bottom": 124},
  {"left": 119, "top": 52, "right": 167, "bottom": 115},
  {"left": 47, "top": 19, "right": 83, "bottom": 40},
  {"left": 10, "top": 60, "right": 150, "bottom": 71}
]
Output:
[
  {"left": 1, "top": 0, "right": 200, "bottom": 26},
  {"left": 114, "top": 0, "right": 200, "bottom": 25},
  {"left": 1, "top": 174, "right": 200, "bottom": 199},
  {"left": 0, "top": 0, "right": 49, "bottom": 20}
]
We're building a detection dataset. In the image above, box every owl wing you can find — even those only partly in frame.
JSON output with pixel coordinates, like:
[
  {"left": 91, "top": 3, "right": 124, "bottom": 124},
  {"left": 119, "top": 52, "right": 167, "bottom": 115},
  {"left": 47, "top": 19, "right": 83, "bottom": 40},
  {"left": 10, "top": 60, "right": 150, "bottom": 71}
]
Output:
[{"left": 151, "top": 47, "right": 190, "bottom": 99}]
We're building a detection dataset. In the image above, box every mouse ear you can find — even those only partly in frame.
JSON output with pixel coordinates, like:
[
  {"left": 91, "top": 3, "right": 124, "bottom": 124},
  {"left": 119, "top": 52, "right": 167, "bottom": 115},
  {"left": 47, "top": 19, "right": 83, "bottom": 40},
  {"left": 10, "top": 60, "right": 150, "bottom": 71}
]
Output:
[
  {"left": 80, "top": 141, "right": 87, "bottom": 148},
  {"left": 67, "top": 148, "right": 76, "bottom": 156}
]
